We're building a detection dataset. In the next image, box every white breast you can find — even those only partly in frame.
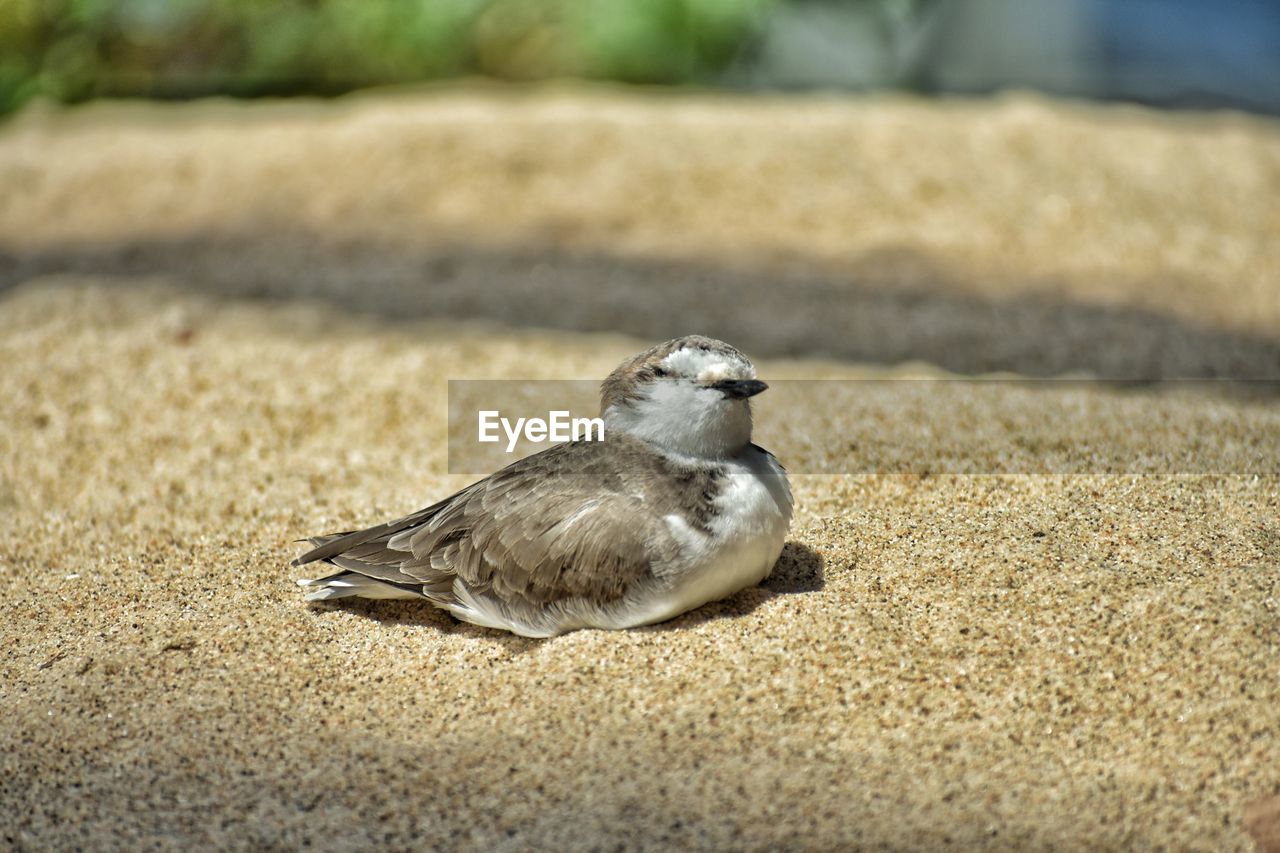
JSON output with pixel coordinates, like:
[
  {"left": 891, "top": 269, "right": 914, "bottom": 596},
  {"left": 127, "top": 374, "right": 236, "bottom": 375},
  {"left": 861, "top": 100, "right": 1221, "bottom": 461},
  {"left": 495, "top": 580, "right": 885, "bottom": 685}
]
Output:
[{"left": 624, "top": 447, "right": 793, "bottom": 627}]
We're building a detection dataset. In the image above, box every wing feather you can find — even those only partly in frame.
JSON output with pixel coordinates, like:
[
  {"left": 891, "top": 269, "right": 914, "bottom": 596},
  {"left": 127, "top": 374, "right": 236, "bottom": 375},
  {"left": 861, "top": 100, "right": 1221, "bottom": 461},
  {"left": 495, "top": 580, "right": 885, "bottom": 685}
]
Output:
[{"left": 294, "top": 438, "right": 691, "bottom": 610}]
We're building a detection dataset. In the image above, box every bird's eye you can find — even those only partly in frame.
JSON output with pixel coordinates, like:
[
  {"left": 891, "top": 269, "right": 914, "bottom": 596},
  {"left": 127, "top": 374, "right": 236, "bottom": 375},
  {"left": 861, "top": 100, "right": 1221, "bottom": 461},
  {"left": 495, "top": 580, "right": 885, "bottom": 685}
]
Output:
[{"left": 652, "top": 366, "right": 670, "bottom": 378}]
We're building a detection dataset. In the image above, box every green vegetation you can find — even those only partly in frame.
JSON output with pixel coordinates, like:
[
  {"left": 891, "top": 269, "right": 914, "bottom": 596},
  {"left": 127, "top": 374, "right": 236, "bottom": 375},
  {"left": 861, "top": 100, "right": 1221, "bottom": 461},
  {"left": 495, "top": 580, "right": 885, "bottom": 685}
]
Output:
[{"left": 0, "top": 0, "right": 777, "bottom": 114}]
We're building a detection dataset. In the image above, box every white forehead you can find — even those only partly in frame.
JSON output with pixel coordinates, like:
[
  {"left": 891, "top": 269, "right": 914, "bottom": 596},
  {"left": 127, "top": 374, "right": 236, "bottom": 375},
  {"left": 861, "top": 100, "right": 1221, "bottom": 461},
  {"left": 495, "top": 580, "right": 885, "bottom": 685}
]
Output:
[{"left": 659, "top": 346, "right": 756, "bottom": 382}]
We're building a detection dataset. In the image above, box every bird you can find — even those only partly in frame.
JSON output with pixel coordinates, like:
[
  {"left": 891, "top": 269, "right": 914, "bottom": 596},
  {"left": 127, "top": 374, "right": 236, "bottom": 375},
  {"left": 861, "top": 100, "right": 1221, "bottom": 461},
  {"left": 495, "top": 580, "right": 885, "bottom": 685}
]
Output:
[{"left": 293, "top": 335, "right": 793, "bottom": 638}]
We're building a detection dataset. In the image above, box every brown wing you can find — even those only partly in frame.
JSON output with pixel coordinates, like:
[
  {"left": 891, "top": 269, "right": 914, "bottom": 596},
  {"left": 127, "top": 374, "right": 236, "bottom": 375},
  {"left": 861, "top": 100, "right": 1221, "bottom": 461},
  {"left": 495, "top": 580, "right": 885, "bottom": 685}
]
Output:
[{"left": 294, "top": 438, "right": 685, "bottom": 608}]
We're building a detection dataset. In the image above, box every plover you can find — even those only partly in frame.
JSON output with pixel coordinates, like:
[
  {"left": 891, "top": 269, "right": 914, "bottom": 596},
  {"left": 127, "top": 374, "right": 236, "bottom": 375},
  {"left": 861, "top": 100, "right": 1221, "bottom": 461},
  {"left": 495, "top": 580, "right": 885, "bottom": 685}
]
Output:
[{"left": 294, "top": 335, "right": 793, "bottom": 637}]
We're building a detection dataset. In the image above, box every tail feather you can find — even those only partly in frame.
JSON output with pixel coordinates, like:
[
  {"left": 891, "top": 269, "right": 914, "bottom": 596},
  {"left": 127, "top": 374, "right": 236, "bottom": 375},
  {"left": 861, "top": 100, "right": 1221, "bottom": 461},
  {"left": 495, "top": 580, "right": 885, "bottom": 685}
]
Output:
[
  {"left": 297, "top": 571, "right": 424, "bottom": 601},
  {"left": 291, "top": 531, "right": 365, "bottom": 567}
]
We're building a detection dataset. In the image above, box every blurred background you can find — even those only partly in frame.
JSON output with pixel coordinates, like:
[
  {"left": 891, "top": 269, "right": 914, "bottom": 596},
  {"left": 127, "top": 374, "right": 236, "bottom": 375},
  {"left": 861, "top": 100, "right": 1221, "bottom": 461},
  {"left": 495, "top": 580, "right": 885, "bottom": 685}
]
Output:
[
  {"left": 3, "top": 0, "right": 1280, "bottom": 117},
  {"left": 1, "top": 0, "right": 1278, "bottom": 382}
]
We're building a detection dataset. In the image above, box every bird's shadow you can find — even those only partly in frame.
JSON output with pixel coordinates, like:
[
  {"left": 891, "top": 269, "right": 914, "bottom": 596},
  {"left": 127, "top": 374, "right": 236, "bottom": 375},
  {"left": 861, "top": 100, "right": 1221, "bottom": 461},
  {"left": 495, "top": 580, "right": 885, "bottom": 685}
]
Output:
[{"left": 307, "top": 540, "right": 824, "bottom": 645}]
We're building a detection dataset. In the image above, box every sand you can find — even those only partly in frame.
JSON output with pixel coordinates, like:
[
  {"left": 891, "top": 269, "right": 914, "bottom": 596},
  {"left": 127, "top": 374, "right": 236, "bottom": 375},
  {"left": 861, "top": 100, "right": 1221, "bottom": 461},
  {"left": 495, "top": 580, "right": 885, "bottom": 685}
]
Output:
[{"left": 1, "top": 87, "right": 1278, "bottom": 850}]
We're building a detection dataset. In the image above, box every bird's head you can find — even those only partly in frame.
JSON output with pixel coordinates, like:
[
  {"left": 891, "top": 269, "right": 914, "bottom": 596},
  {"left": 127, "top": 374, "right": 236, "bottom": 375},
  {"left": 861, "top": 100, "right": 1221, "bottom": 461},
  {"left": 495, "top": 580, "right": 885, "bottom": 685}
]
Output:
[{"left": 600, "top": 335, "right": 765, "bottom": 459}]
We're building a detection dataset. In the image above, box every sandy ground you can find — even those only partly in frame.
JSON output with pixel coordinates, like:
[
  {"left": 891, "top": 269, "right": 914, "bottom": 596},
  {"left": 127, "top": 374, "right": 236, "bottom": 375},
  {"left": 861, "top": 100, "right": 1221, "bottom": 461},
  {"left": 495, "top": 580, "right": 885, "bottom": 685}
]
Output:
[{"left": 1, "top": 88, "right": 1278, "bottom": 850}]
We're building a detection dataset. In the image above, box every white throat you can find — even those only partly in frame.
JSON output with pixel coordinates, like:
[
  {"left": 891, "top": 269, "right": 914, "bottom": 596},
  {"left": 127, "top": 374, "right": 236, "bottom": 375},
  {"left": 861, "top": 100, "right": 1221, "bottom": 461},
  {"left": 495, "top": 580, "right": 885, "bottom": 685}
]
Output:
[{"left": 604, "top": 384, "right": 754, "bottom": 461}]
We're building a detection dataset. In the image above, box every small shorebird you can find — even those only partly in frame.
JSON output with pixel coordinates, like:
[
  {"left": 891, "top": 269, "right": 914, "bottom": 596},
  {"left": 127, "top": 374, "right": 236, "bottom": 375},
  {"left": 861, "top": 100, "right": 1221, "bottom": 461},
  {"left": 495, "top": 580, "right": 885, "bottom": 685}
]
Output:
[{"left": 294, "top": 335, "right": 792, "bottom": 637}]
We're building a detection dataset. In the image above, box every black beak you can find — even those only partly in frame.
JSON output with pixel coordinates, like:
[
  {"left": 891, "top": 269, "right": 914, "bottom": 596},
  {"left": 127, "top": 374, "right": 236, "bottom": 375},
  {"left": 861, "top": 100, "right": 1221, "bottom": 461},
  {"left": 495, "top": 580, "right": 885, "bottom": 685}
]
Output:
[{"left": 714, "top": 379, "right": 768, "bottom": 399}]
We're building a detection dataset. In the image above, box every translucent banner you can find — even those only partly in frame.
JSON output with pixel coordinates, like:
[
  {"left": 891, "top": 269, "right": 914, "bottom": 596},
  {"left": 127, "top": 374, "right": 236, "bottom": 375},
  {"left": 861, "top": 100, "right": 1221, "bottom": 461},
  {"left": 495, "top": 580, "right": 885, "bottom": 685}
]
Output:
[{"left": 447, "top": 379, "right": 1279, "bottom": 475}]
